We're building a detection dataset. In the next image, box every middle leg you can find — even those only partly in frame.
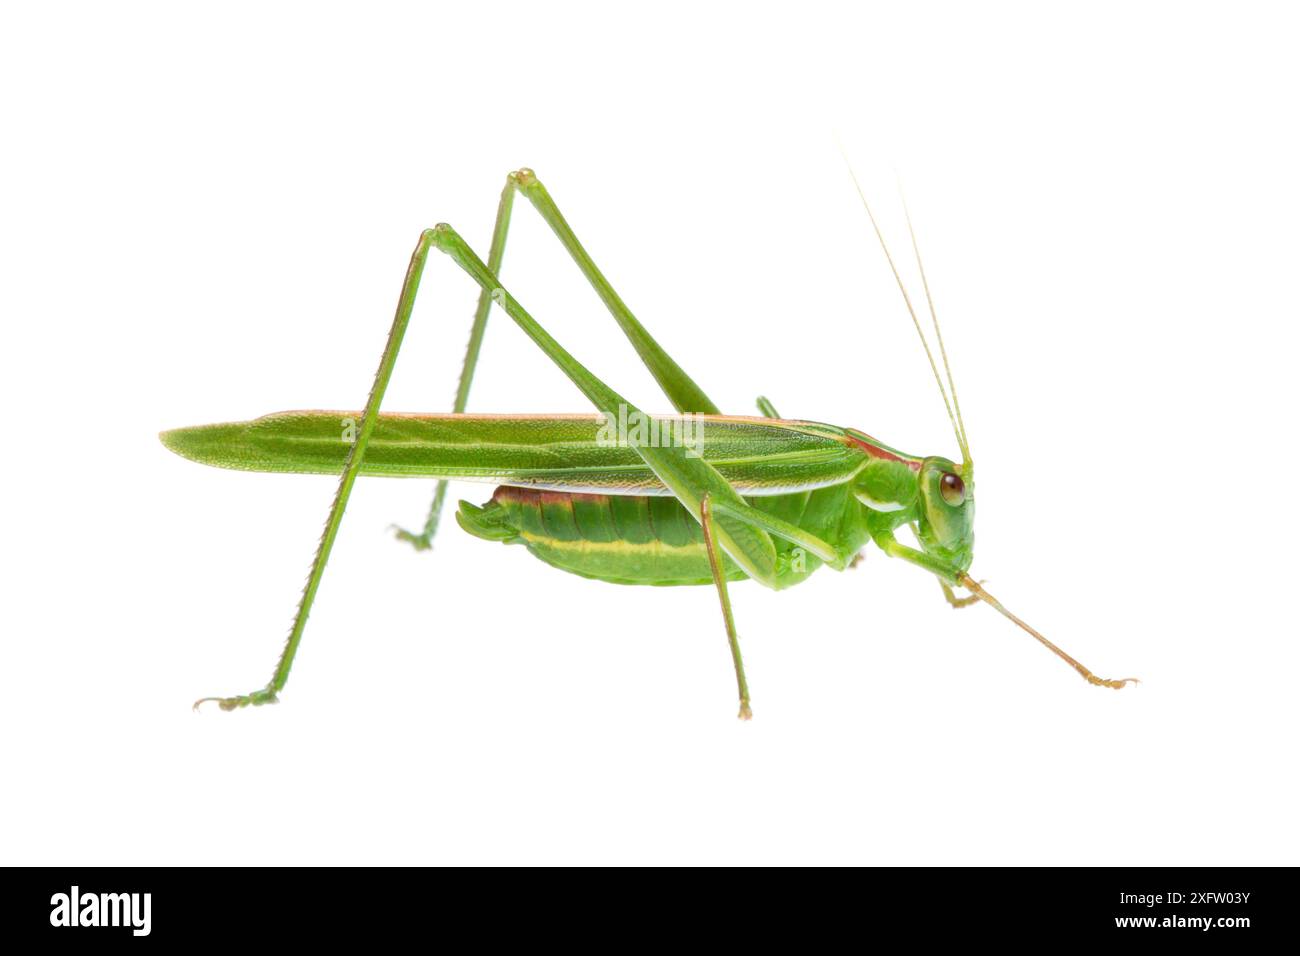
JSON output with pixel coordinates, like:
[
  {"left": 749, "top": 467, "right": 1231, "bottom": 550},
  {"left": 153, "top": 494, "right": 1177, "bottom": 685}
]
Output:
[{"left": 701, "top": 494, "right": 752, "bottom": 720}]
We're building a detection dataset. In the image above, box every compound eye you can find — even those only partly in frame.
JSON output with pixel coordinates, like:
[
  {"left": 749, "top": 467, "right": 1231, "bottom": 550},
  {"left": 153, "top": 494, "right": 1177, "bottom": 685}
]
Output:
[{"left": 939, "top": 472, "right": 965, "bottom": 507}]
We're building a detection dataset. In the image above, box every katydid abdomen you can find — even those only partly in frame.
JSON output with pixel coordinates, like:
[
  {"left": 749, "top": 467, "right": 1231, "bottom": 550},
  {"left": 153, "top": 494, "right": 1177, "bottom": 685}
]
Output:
[{"left": 458, "top": 482, "right": 872, "bottom": 588}]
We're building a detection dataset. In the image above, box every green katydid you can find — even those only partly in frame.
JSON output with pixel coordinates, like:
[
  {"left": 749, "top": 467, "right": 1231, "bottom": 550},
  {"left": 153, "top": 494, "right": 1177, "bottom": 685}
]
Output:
[{"left": 161, "top": 167, "right": 1137, "bottom": 718}]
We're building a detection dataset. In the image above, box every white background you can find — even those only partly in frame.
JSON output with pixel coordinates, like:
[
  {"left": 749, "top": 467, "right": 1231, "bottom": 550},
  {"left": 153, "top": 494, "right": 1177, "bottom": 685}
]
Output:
[{"left": 3, "top": 1, "right": 1297, "bottom": 865}]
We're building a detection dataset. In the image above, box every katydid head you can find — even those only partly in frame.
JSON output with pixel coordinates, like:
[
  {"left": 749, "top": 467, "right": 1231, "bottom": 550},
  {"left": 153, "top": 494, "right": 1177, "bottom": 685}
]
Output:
[
  {"left": 842, "top": 161, "right": 1139, "bottom": 691},
  {"left": 916, "top": 456, "right": 975, "bottom": 574}
]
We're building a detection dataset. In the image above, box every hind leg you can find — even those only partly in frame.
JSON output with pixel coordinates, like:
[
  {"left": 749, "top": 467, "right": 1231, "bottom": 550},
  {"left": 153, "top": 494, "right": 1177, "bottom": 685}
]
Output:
[{"left": 395, "top": 168, "right": 723, "bottom": 550}]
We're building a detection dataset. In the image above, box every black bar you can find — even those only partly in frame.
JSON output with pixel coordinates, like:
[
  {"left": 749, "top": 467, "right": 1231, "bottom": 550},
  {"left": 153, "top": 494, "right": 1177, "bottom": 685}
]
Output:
[{"left": 5, "top": 866, "right": 1291, "bottom": 945}]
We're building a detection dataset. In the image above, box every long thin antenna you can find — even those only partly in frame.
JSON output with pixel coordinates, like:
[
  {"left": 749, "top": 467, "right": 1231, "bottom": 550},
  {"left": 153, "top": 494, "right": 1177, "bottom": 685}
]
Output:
[
  {"left": 900, "top": 186, "right": 970, "bottom": 465},
  {"left": 840, "top": 158, "right": 963, "bottom": 457}
]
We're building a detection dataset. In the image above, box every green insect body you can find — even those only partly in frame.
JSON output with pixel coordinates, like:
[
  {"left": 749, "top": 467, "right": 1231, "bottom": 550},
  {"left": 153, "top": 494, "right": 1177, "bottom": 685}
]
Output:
[
  {"left": 162, "top": 411, "right": 958, "bottom": 589},
  {"left": 458, "top": 431, "right": 970, "bottom": 591},
  {"left": 162, "top": 167, "right": 1135, "bottom": 717}
]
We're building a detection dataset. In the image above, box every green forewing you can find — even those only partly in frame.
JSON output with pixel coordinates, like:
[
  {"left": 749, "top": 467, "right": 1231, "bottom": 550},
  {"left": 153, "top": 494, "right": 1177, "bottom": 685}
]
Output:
[{"left": 160, "top": 412, "right": 868, "bottom": 497}]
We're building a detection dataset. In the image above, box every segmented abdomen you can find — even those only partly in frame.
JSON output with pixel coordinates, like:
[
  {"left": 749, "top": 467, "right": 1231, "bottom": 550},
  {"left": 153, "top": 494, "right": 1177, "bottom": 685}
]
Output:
[{"left": 458, "top": 486, "right": 745, "bottom": 586}]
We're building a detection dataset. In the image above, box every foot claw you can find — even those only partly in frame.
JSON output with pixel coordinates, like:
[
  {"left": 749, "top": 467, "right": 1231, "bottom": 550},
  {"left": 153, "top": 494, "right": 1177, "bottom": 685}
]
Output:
[
  {"left": 738, "top": 700, "right": 753, "bottom": 721},
  {"left": 942, "top": 579, "right": 986, "bottom": 609},
  {"left": 1088, "top": 675, "right": 1140, "bottom": 690},
  {"left": 389, "top": 524, "right": 432, "bottom": 552},
  {"left": 192, "top": 687, "right": 279, "bottom": 712}
]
